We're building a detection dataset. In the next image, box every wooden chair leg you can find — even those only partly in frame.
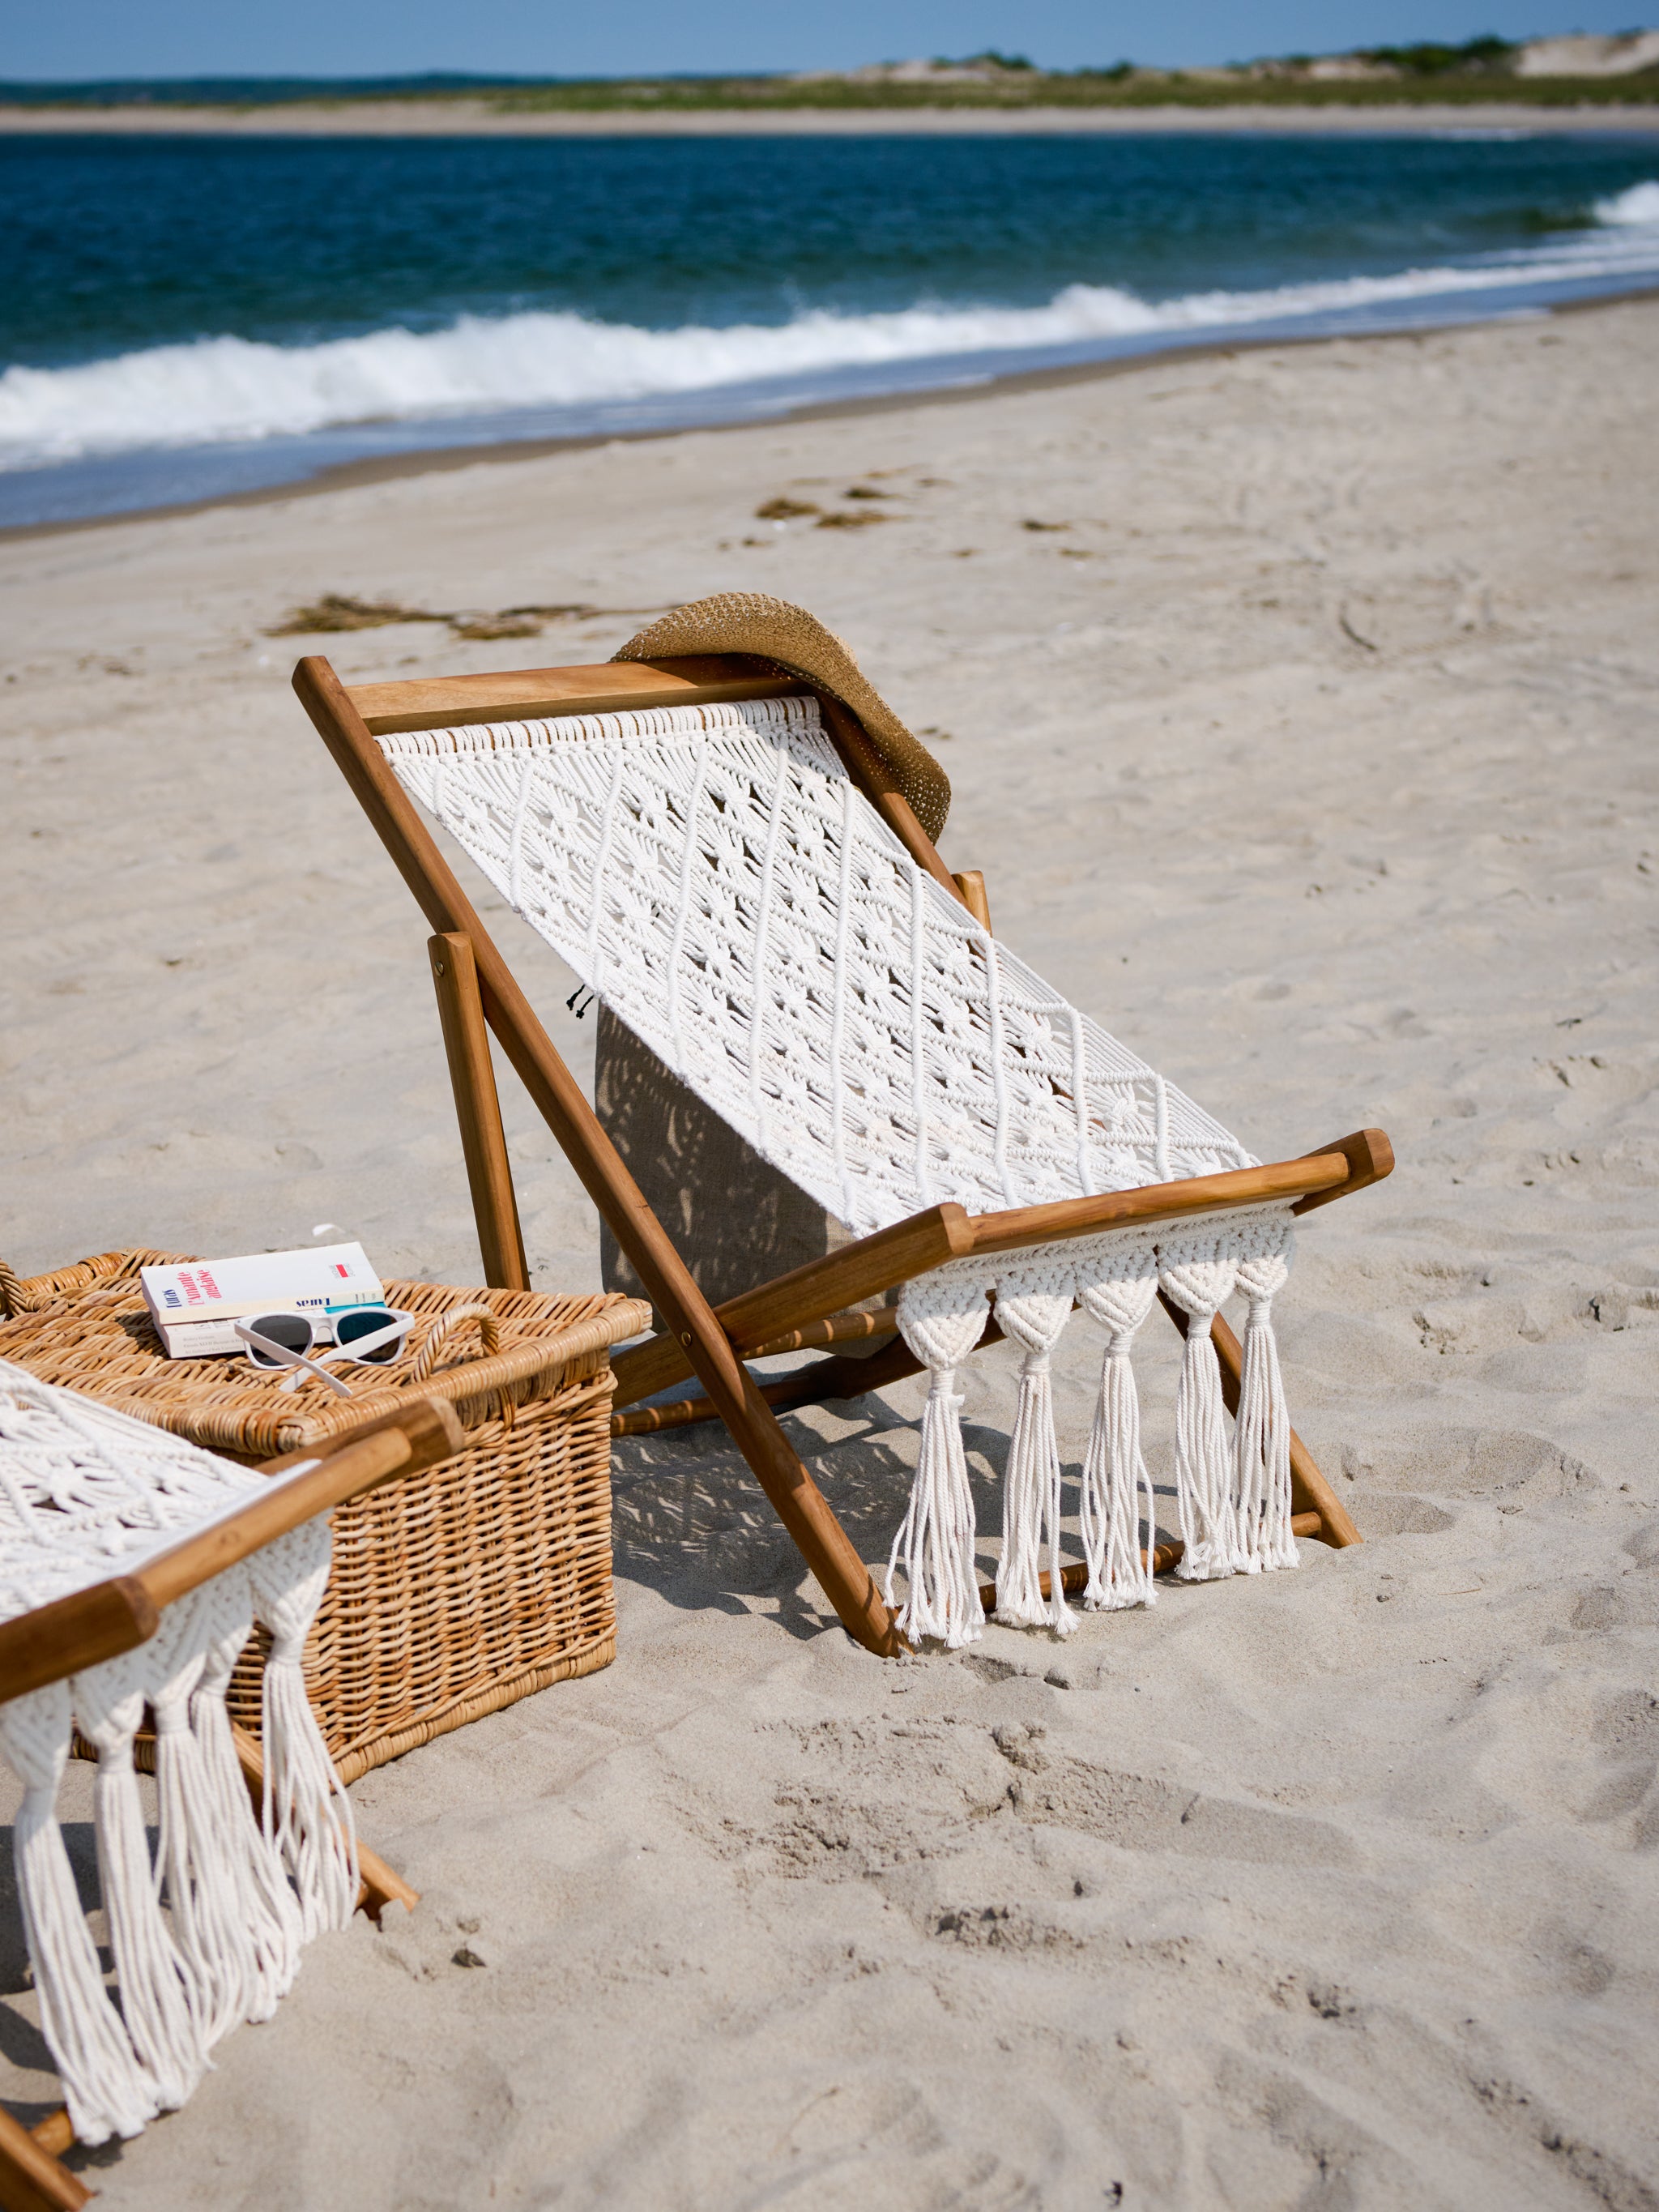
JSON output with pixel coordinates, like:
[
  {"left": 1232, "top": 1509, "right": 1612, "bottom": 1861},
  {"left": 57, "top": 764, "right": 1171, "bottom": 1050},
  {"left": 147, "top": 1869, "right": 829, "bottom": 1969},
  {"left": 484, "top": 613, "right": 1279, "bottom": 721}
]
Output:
[
  {"left": 0, "top": 2105, "right": 87, "bottom": 2212},
  {"left": 1158, "top": 1293, "right": 1361, "bottom": 1548},
  {"left": 230, "top": 1727, "right": 418, "bottom": 1920},
  {"left": 952, "top": 870, "right": 992, "bottom": 932},
  {"left": 429, "top": 932, "right": 530, "bottom": 1294},
  {"left": 301, "top": 657, "right": 988, "bottom": 1656},
  {"left": 301, "top": 660, "right": 908, "bottom": 1655}
]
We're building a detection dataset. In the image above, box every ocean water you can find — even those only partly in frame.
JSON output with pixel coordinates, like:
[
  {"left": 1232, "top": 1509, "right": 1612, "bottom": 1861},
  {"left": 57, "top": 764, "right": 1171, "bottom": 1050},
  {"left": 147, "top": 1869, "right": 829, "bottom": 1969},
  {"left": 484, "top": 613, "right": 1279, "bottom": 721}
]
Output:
[{"left": 3, "top": 130, "right": 1658, "bottom": 526}]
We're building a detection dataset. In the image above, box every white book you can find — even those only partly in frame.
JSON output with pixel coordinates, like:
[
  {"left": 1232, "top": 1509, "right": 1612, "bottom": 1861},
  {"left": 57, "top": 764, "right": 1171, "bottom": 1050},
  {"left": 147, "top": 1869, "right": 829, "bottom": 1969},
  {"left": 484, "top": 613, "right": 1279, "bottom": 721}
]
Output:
[
  {"left": 141, "top": 1244, "right": 386, "bottom": 1361},
  {"left": 151, "top": 1316, "right": 259, "bottom": 1360}
]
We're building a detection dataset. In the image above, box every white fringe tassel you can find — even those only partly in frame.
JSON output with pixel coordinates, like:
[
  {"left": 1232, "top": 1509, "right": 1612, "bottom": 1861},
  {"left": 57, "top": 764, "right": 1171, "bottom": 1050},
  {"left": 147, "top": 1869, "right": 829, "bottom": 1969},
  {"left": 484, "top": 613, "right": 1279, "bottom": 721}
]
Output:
[
  {"left": 881, "top": 1207, "right": 1306, "bottom": 1643},
  {"left": 151, "top": 1603, "right": 262, "bottom": 2048},
  {"left": 71, "top": 1659, "right": 203, "bottom": 2108},
  {"left": 250, "top": 1531, "right": 358, "bottom": 1936},
  {"left": 992, "top": 1288, "right": 1077, "bottom": 1634},
  {"left": 0, "top": 1683, "right": 157, "bottom": 2146},
  {"left": 0, "top": 1363, "right": 363, "bottom": 2154},
  {"left": 1076, "top": 1251, "right": 1159, "bottom": 1611},
  {"left": 889, "top": 1287, "right": 989, "bottom": 1648},
  {"left": 1156, "top": 1240, "right": 1243, "bottom": 1581},
  {"left": 1235, "top": 1232, "right": 1299, "bottom": 1573},
  {"left": 192, "top": 1613, "right": 304, "bottom": 2019}
]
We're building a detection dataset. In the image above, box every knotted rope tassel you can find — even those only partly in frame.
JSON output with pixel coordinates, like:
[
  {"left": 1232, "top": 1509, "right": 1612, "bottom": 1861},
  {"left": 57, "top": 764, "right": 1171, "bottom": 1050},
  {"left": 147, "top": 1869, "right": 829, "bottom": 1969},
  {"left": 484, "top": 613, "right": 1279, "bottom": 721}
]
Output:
[
  {"left": 71, "top": 1657, "right": 203, "bottom": 2108},
  {"left": 1157, "top": 1238, "right": 1243, "bottom": 1581},
  {"left": 249, "top": 1528, "right": 358, "bottom": 1936},
  {"left": 192, "top": 1609, "right": 304, "bottom": 2019},
  {"left": 1076, "top": 1249, "right": 1160, "bottom": 1611},
  {"left": 890, "top": 1285, "right": 991, "bottom": 1648},
  {"left": 1234, "top": 1232, "right": 1299, "bottom": 1573},
  {"left": 0, "top": 1683, "right": 157, "bottom": 2146},
  {"left": 150, "top": 1599, "right": 262, "bottom": 2048},
  {"left": 992, "top": 1286, "right": 1077, "bottom": 1633}
]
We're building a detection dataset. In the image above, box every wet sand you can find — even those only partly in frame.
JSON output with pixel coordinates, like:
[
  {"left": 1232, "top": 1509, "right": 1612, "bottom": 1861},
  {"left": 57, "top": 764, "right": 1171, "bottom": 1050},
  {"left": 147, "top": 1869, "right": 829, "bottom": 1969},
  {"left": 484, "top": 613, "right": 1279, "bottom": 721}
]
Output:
[{"left": 3, "top": 98, "right": 1659, "bottom": 135}]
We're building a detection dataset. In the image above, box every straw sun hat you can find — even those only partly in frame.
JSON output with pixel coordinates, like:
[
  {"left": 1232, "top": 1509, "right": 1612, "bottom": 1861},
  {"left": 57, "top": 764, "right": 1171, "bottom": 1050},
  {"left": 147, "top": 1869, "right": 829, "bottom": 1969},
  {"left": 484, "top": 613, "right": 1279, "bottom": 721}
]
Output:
[{"left": 613, "top": 593, "right": 951, "bottom": 840}]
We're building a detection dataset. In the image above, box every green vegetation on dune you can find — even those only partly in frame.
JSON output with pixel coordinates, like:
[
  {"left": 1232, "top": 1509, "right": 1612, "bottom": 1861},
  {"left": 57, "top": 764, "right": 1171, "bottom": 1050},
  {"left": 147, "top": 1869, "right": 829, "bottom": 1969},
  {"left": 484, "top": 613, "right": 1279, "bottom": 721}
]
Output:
[
  {"left": 484, "top": 68, "right": 1659, "bottom": 113},
  {"left": 1357, "top": 36, "right": 1515, "bottom": 72}
]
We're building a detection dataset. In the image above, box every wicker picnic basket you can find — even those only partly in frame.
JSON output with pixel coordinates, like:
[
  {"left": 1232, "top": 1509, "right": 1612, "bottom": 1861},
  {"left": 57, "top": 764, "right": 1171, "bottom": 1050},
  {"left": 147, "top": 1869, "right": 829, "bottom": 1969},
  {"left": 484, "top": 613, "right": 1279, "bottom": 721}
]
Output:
[{"left": 0, "top": 1249, "right": 650, "bottom": 1782}]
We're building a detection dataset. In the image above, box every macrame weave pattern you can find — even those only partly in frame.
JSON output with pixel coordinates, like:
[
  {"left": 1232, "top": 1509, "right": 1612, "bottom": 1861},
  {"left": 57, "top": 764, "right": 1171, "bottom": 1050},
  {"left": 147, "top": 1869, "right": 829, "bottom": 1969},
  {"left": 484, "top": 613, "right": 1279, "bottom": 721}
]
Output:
[
  {"left": 0, "top": 1361, "right": 356, "bottom": 2146},
  {"left": 378, "top": 696, "right": 1251, "bottom": 1240}
]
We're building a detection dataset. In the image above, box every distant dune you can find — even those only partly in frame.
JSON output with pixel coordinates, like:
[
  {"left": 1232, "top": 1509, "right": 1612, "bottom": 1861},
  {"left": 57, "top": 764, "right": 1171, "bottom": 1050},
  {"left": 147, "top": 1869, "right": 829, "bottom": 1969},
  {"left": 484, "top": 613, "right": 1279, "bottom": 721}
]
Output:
[{"left": 4, "top": 32, "right": 1659, "bottom": 130}]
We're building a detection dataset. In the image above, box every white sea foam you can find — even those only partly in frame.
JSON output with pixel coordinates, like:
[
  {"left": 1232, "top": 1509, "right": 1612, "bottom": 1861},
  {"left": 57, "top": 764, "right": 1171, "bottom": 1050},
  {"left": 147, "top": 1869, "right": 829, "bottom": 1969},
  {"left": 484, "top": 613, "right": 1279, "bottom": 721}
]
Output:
[
  {"left": 5, "top": 217, "right": 1659, "bottom": 471},
  {"left": 1593, "top": 178, "right": 1659, "bottom": 226}
]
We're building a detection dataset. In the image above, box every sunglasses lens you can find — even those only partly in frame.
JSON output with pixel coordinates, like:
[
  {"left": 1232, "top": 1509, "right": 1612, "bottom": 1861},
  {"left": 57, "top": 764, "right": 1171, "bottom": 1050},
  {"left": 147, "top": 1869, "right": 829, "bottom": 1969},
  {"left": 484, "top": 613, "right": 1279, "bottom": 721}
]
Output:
[
  {"left": 335, "top": 1309, "right": 403, "bottom": 1362},
  {"left": 247, "top": 1313, "right": 312, "bottom": 1367}
]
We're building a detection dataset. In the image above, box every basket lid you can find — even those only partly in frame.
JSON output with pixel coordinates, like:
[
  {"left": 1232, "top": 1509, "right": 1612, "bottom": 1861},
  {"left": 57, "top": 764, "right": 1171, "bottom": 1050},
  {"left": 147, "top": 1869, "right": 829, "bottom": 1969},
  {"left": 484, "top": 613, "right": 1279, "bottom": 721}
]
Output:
[{"left": 0, "top": 1250, "right": 649, "bottom": 1458}]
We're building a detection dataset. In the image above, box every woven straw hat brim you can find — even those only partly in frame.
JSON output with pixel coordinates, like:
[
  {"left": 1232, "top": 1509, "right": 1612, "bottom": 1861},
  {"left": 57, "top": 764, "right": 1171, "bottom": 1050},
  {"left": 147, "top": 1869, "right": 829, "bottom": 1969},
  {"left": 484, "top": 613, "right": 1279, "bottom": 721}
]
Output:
[{"left": 612, "top": 593, "right": 950, "bottom": 840}]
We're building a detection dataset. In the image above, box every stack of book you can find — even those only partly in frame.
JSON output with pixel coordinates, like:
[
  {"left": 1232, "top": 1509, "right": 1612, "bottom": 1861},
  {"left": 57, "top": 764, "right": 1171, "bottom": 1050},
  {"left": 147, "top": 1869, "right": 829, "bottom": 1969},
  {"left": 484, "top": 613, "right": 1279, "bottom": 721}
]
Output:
[{"left": 140, "top": 1243, "right": 385, "bottom": 1360}]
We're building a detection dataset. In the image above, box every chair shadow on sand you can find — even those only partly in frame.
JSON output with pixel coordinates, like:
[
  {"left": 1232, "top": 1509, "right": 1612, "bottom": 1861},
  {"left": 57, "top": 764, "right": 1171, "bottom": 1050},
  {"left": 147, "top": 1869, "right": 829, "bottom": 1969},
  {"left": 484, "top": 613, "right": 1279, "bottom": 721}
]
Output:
[
  {"left": 0, "top": 1820, "right": 102, "bottom": 2103},
  {"left": 610, "top": 1385, "right": 1183, "bottom": 1644},
  {"left": 596, "top": 1012, "right": 1185, "bottom": 1640}
]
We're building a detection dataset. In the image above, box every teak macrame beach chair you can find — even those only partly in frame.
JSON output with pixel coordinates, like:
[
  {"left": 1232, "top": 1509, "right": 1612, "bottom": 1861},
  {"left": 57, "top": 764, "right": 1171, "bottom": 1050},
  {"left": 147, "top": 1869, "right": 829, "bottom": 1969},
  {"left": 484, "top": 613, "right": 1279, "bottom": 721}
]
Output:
[
  {"left": 294, "top": 594, "right": 1391, "bottom": 1661},
  {"left": 0, "top": 1381, "right": 460, "bottom": 2212}
]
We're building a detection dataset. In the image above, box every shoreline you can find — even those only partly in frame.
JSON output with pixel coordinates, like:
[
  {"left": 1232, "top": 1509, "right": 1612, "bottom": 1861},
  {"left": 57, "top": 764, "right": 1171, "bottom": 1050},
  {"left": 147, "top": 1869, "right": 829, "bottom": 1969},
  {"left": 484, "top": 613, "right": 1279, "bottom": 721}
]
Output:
[
  {"left": 4, "top": 280, "right": 1656, "bottom": 549},
  {"left": 4, "top": 98, "right": 1659, "bottom": 137}
]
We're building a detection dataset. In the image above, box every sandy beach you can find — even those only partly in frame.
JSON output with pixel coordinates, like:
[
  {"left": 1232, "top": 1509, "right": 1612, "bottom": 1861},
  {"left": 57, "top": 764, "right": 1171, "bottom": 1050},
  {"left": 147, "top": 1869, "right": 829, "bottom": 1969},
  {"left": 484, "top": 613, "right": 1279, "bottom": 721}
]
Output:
[{"left": 2, "top": 297, "right": 1657, "bottom": 2207}]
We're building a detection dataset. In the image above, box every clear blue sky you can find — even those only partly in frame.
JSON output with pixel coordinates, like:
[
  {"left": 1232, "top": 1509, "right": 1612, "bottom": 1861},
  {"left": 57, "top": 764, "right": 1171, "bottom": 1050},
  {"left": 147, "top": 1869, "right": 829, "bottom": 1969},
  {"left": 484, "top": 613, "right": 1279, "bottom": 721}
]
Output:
[{"left": 2, "top": 2, "right": 1653, "bottom": 80}]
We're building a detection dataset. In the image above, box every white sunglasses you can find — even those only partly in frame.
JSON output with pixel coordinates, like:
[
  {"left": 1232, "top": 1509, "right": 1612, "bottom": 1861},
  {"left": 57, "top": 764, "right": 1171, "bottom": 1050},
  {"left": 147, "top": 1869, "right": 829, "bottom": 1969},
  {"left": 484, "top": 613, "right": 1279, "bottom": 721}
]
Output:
[{"left": 233, "top": 1307, "right": 417, "bottom": 1396}]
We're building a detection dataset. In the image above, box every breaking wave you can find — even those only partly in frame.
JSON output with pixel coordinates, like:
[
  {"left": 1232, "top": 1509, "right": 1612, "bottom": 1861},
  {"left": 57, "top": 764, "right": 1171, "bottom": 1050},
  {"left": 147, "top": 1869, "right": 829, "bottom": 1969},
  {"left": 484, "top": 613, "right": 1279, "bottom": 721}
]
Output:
[
  {"left": 5, "top": 213, "right": 1659, "bottom": 471},
  {"left": 1593, "top": 177, "right": 1659, "bottom": 226}
]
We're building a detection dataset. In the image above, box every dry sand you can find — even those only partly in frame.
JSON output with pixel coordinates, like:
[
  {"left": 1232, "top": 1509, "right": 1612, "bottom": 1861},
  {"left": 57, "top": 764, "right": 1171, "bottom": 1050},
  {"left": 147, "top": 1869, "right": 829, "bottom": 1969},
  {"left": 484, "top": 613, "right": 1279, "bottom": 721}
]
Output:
[{"left": 2, "top": 299, "right": 1657, "bottom": 2209}]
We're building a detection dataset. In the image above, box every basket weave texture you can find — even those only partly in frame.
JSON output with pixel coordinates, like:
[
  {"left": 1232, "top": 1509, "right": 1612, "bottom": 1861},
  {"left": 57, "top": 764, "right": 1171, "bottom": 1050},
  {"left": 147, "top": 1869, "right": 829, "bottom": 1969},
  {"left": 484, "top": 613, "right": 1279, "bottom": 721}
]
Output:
[{"left": 0, "top": 1249, "right": 650, "bottom": 1781}]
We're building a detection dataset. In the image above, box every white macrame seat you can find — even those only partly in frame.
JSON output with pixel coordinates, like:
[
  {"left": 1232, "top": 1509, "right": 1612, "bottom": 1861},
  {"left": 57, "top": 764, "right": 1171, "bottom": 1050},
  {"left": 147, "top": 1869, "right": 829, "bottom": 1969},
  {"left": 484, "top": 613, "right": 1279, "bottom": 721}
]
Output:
[
  {"left": 378, "top": 694, "right": 1301, "bottom": 1646},
  {"left": 0, "top": 1361, "right": 356, "bottom": 2146}
]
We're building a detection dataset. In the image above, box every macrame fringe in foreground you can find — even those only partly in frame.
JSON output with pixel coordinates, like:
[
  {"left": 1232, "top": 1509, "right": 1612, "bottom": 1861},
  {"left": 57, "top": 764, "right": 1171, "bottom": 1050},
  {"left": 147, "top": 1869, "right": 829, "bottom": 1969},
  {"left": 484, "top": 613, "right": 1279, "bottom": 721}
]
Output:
[
  {"left": 889, "top": 1206, "right": 1299, "bottom": 1646},
  {"left": 0, "top": 1362, "right": 357, "bottom": 2146}
]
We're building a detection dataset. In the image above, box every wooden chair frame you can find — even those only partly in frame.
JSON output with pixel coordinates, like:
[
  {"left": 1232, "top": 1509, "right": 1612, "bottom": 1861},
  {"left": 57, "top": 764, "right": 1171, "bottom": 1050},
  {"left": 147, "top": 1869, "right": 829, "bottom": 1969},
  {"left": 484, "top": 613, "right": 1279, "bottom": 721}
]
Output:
[
  {"left": 0, "top": 1399, "right": 462, "bottom": 2212},
  {"left": 295, "top": 651, "right": 1392, "bottom": 1669}
]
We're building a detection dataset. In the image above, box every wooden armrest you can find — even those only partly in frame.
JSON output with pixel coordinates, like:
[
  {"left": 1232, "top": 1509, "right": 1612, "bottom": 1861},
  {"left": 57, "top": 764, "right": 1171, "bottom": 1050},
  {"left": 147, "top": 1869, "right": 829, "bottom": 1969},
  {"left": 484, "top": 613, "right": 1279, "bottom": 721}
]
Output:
[
  {"left": 611, "top": 1132, "right": 1391, "bottom": 1411},
  {"left": 1290, "top": 1126, "right": 1393, "bottom": 1215},
  {"left": 0, "top": 1399, "right": 463, "bottom": 1705},
  {"left": 964, "top": 1143, "right": 1367, "bottom": 1256}
]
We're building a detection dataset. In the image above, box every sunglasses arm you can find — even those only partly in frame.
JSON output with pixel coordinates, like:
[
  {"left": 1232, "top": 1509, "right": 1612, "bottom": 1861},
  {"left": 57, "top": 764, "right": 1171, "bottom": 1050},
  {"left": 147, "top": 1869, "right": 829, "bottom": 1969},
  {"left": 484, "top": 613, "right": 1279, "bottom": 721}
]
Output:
[
  {"left": 280, "top": 1317, "right": 412, "bottom": 1390},
  {"left": 279, "top": 1345, "right": 355, "bottom": 1394}
]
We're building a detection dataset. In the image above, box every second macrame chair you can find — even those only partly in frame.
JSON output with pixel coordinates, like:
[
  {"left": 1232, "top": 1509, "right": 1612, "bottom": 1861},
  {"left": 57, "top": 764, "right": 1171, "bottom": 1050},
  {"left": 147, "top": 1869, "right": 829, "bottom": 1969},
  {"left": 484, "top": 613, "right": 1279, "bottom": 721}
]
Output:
[
  {"left": 295, "top": 596, "right": 1390, "bottom": 1659},
  {"left": 0, "top": 1382, "right": 459, "bottom": 2212}
]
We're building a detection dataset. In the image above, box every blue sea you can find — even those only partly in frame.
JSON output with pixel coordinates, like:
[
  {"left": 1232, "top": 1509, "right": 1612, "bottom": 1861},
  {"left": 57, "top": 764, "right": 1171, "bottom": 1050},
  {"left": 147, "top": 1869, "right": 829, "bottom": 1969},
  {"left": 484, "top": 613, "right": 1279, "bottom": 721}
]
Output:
[{"left": 3, "top": 128, "right": 1658, "bottom": 527}]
